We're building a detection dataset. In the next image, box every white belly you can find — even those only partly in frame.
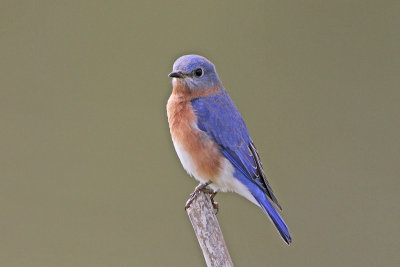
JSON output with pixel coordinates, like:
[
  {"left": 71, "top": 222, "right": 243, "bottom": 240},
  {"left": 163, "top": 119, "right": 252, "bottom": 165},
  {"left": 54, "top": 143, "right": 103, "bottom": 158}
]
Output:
[
  {"left": 172, "top": 139, "right": 259, "bottom": 206},
  {"left": 172, "top": 140, "right": 208, "bottom": 183}
]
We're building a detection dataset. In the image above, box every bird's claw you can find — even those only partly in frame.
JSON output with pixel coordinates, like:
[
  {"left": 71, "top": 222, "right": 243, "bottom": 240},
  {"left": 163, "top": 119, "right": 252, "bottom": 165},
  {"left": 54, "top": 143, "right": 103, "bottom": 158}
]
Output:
[
  {"left": 210, "top": 191, "right": 219, "bottom": 214},
  {"left": 185, "top": 181, "right": 220, "bottom": 214},
  {"left": 185, "top": 181, "right": 212, "bottom": 210},
  {"left": 184, "top": 194, "right": 196, "bottom": 210}
]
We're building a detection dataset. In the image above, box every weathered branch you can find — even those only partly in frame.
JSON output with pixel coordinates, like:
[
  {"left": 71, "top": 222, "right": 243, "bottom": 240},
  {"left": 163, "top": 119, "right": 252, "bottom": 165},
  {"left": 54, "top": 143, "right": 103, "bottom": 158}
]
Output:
[{"left": 186, "top": 192, "right": 234, "bottom": 267}]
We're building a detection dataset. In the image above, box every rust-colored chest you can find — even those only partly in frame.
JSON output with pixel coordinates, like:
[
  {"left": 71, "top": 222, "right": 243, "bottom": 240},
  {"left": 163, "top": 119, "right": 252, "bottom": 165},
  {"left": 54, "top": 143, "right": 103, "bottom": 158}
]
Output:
[{"left": 167, "top": 93, "right": 222, "bottom": 181}]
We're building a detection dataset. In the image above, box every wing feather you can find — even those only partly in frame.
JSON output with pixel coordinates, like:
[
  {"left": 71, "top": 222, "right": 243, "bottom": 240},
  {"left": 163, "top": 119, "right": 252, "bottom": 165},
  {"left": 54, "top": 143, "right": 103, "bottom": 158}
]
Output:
[{"left": 191, "top": 89, "right": 282, "bottom": 209}]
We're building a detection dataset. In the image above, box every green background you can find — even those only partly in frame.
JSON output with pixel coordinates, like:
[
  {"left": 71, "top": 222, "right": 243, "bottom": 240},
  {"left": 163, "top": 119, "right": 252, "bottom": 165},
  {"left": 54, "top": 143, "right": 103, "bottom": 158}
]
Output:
[{"left": 1, "top": 1, "right": 399, "bottom": 266}]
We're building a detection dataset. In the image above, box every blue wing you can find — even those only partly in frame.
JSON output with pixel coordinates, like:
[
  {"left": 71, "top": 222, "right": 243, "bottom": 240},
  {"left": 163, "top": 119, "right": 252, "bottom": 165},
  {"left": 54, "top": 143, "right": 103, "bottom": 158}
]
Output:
[{"left": 191, "top": 89, "right": 282, "bottom": 209}]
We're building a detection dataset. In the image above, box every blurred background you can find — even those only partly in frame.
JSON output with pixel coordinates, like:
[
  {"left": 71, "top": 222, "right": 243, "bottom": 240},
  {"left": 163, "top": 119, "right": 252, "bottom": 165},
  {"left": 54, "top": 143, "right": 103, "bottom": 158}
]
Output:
[{"left": 1, "top": 1, "right": 399, "bottom": 266}]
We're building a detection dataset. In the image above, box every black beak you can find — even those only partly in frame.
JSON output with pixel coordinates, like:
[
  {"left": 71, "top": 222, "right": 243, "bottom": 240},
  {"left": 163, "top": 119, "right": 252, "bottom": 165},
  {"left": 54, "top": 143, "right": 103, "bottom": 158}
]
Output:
[{"left": 168, "top": 71, "right": 183, "bottom": 78}]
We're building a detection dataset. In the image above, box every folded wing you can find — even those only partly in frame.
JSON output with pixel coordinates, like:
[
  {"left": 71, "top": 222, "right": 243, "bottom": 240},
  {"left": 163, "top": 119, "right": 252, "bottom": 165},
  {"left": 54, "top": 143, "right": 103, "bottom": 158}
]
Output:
[{"left": 191, "top": 89, "right": 282, "bottom": 210}]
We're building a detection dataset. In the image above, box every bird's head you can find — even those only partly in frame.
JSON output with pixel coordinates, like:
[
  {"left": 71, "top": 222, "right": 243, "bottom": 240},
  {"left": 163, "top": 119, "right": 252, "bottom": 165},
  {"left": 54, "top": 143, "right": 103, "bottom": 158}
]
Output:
[{"left": 169, "top": 55, "right": 221, "bottom": 92}]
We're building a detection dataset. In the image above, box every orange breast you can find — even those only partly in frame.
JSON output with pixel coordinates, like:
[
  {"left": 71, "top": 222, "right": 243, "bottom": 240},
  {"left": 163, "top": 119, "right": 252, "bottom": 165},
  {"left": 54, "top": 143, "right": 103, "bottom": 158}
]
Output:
[{"left": 167, "top": 83, "right": 222, "bottom": 181}]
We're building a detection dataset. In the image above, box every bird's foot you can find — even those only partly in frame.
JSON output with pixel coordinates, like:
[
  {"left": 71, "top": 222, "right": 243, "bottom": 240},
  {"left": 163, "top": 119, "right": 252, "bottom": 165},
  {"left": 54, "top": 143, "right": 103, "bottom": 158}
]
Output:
[
  {"left": 209, "top": 190, "right": 219, "bottom": 214},
  {"left": 185, "top": 181, "right": 214, "bottom": 210}
]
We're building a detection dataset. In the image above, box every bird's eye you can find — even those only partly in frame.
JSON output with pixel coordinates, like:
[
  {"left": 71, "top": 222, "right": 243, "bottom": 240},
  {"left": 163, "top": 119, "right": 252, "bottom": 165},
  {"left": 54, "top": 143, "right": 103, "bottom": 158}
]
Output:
[{"left": 194, "top": 68, "right": 203, "bottom": 77}]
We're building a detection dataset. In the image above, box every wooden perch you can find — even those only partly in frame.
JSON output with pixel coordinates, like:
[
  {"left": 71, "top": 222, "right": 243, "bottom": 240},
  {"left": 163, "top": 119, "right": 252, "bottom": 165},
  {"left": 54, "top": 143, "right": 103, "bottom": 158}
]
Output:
[{"left": 186, "top": 192, "right": 234, "bottom": 267}]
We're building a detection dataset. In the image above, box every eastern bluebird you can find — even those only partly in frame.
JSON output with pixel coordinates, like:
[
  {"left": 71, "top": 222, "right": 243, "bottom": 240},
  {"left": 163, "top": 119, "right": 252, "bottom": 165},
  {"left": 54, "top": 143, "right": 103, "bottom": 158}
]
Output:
[{"left": 167, "top": 55, "right": 291, "bottom": 244}]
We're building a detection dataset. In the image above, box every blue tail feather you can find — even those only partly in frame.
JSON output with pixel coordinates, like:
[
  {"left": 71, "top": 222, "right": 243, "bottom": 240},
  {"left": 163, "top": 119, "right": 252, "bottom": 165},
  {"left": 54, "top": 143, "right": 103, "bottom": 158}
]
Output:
[{"left": 234, "top": 171, "right": 292, "bottom": 244}]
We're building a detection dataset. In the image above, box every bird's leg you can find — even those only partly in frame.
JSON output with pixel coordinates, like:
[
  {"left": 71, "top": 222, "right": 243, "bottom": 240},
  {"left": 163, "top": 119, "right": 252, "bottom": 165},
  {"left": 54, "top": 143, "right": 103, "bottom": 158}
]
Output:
[
  {"left": 185, "top": 181, "right": 211, "bottom": 210},
  {"left": 185, "top": 182, "right": 220, "bottom": 214}
]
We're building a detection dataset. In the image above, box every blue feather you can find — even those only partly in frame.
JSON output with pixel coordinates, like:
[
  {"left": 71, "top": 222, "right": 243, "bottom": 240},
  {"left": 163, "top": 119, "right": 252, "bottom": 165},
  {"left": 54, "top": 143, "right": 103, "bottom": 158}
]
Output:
[
  {"left": 191, "top": 88, "right": 292, "bottom": 243},
  {"left": 191, "top": 89, "right": 282, "bottom": 207},
  {"left": 234, "top": 170, "right": 292, "bottom": 244}
]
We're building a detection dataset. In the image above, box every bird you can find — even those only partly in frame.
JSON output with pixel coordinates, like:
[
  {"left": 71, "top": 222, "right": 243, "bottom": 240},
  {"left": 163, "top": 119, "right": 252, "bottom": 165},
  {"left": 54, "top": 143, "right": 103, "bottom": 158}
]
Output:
[{"left": 166, "top": 54, "right": 292, "bottom": 244}]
